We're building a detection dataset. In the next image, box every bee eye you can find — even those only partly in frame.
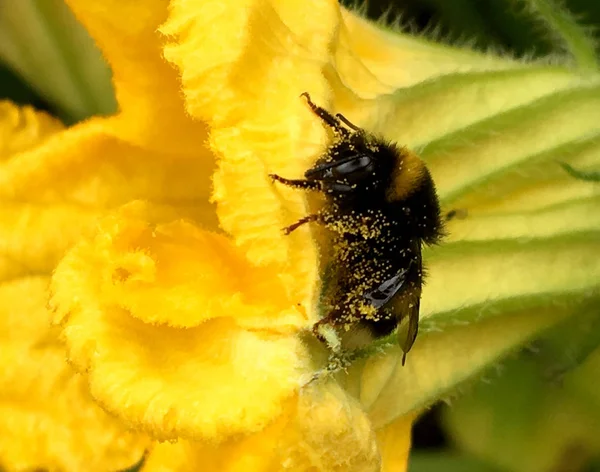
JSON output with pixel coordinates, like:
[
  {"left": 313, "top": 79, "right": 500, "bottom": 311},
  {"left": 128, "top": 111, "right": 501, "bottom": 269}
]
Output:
[{"left": 332, "top": 155, "right": 373, "bottom": 177}]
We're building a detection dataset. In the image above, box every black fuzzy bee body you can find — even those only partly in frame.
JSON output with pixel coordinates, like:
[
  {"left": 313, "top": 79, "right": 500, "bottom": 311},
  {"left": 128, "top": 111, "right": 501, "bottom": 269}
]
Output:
[{"left": 271, "top": 94, "right": 443, "bottom": 364}]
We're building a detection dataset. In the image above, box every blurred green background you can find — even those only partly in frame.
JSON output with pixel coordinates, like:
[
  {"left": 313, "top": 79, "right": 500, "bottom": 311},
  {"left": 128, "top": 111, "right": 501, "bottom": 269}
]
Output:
[
  {"left": 1, "top": 1, "right": 599, "bottom": 472},
  {"left": 357, "top": 0, "right": 600, "bottom": 57},
  {"left": 2, "top": 0, "right": 600, "bottom": 124}
]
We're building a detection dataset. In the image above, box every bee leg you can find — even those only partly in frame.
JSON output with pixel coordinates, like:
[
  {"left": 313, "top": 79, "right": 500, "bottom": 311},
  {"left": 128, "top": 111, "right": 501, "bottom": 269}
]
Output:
[
  {"left": 304, "top": 352, "right": 354, "bottom": 386},
  {"left": 269, "top": 173, "right": 321, "bottom": 191},
  {"left": 301, "top": 320, "right": 359, "bottom": 386},
  {"left": 311, "top": 317, "right": 341, "bottom": 350},
  {"left": 283, "top": 214, "right": 320, "bottom": 234},
  {"left": 300, "top": 92, "right": 350, "bottom": 137}
]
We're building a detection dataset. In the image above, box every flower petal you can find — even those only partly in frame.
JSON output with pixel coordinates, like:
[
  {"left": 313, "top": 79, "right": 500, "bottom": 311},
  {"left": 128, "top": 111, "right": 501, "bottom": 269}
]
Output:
[
  {"left": 377, "top": 413, "right": 414, "bottom": 472},
  {"left": 0, "top": 102, "right": 149, "bottom": 470},
  {"left": 54, "top": 201, "right": 305, "bottom": 329},
  {"left": 0, "top": 117, "right": 214, "bottom": 208},
  {"left": 161, "top": 0, "right": 331, "bottom": 291},
  {"left": 143, "top": 382, "right": 380, "bottom": 472},
  {"left": 319, "top": 29, "right": 600, "bottom": 434},
  {"left": 50, "top": 204, "right": 311, "bottom": 441},
  {"left": 64, "top": 0, "right": 209, "bottom": 154},
  {"left": 358, "top": 306, "right": 573, "bottom": 429},
  {"left": 0, "top": 116, "right": 217, "bottom": 283},
  {"left": 0, "top": 203, "right": 98, "bottom": 282},
  {"left": 339, "top": 8, "right": 522, "bottom": 94},
  {"left": 0, "top": 101, "right": 63, "bottom": 158},
  {"left": 0, "top": 276, "right": 148, "bottom": 472},
  {"left": 424, "top": 85, "right": 600, "bottom": 208},
  {"left": 0, "top": 102, "right": 98, "bottom": 282},
  {"left": 374, "top": 67, "right": 585, "bottom": 148},
  {"left": 422, "top": 235, "right": 600, "bottom": 324}
]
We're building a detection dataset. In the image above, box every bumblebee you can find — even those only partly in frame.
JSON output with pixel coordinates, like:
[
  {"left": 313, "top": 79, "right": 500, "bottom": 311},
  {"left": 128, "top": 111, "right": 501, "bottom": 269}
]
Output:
[{"left": 270, "top": 93, "right": 443, "bottom": 365}]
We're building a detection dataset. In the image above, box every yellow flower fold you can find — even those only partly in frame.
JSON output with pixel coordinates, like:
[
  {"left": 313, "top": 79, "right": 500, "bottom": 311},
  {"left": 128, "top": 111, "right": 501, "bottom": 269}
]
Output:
[
  {"left": 0, "top": 102, "right": 63, "bottom": 157},
  {"left": 143, "top": 382, "right": 382, "bottom": 472},
  {"left": 0, "top": 102, "right": 148, "bottom": 472},
  {"left": 62, "top": 0, "right": 211, "bottom": 154},
  {"left": 2, "top": 0, "right": 597, "bottom": 471},
  {"left": 51, "top": 201, "right": 310, "bottom": 441}
]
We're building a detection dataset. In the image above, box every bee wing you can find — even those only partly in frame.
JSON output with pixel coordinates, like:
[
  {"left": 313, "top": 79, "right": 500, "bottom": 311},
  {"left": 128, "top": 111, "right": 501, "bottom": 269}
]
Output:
[
  {"left": 363, "top": 268, "right": 408, "bottom": 309},
  {"left": 392, "top": 247, "right": 423, "bottom": 366},
  {"left": 362, "top": 242, "right": 423, "bottom": 365},
  {"left": 397, "top": 296, "right": 420, "bottom": 366}
]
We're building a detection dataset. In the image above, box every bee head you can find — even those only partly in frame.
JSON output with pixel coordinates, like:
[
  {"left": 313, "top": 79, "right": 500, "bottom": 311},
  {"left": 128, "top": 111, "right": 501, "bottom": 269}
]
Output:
[{"left": 304, "top": 134, "right": 397, "bottom": 197}]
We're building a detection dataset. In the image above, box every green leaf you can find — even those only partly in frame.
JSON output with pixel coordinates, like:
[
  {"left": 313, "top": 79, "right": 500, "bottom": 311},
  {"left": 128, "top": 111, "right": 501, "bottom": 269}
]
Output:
[
  {"left": 0, "top": 0, "right": 116, "bottom": 123},
  {"left": 0, "top": 62, "right": 46, "bottom": 107}
]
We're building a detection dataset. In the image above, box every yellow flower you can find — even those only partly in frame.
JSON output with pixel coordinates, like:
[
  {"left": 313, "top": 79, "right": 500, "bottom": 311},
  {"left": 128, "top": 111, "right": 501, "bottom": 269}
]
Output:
[
  {"left": 3, "top": 0, "right": 599, "bottom": 471},
  {"left": 0, "top": 102, "right": 148, "bottom": 471}
]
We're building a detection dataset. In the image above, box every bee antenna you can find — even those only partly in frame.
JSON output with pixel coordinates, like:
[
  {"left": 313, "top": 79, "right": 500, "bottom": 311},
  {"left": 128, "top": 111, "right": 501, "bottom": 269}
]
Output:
[{"left": 300, "top": 92, "right": 349, "bottom": 136}]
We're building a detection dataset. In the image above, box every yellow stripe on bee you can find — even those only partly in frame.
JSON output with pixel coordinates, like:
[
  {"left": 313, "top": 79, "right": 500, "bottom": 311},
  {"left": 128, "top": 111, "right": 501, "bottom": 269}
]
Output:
[{"left": 386, "top": 148, "right": 426, "bottom": 202}]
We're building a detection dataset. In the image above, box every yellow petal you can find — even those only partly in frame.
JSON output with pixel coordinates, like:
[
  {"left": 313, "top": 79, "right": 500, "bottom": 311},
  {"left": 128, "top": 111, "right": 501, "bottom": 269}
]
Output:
[
  {"left": 0, "top": 113, "right": 217, "bottom": 283},
  {"left": 422, "top": 236, "right": 600, "bottom": 322},
  {"left": 63, "top": 0, "right": 209, "bottom": 154},
  {"left": 0, "top": 203, "right": 99, "bottom": 282},
  {"left": 0, "top": 117, "right": 214, "bottom": 209},
  {"left": 375, "top": 67, "right": 584, "bottom": 148},
  {"left": 0, "top": 101, "right": 150, "bottom": 470},
  {"left": 443, "top": 197, "right": 600, "bottom": 244},
  {"left": 338, "top": 8, "right": 521, "bottom": 95},
  {"left": 50, "top": 204, "right": 311, "bottom": 441},
  {"left": 56, "top": 201, "right": 305, "bottom": 329},
  {"left": 0, "top": 102, "right": 98, "bottom": 282},
  {"left": 377, "top": 413, "right": 414, "bottom": 472},
  {"left": 425, "top": 86, "right": 600, "bottom": 208},
  {"left": 0, "top": 101, "right": 63, "bottom": 158},
  {"left": 161, "top": 1, "right": 329, "bottom": 304},
  {"left": 358, "top": 306, "right": 572, "bottom": 429},
  {"left": 289, "top": 8, "right": 530, "bottom": 131},
  {"left": 0, "top": 276, "right": 148, "bottom": 472},
  {"left": 289, "top": 382, "right": 380, "bottom": 471},
  {"left": 143, "top": 382, "right": 380, "bottom": 472}
]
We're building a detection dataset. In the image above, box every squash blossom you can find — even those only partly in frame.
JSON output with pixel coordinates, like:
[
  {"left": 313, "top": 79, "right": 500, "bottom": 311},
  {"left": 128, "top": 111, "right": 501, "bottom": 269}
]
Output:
[
  {"left": 0, "top": 102, "right": 150, "bottom": 470},
  {"left": 0, "top": 0, "right": 599, "bottom": 471}
]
